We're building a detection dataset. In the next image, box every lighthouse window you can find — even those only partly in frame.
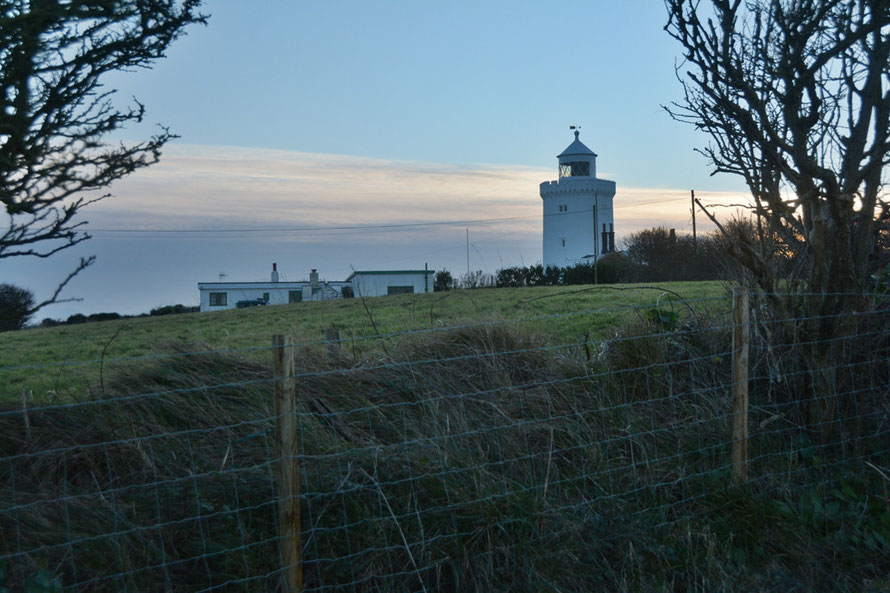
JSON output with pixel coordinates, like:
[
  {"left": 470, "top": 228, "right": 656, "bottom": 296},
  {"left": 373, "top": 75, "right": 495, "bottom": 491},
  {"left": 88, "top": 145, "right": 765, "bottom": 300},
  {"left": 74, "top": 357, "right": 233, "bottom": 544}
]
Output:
[
  {"left": 559, "top": 161, "right": 590, "bottom": 178},
  {"left": 561, "top": 238, "right": 566, "bottom": 248}
]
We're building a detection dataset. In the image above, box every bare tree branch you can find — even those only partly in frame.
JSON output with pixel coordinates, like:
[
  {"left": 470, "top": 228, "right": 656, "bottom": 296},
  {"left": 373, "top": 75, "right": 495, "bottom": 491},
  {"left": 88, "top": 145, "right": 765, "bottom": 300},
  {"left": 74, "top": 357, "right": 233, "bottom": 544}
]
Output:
[
  {"left": 664, "top": 0, "right": 890, "bottom": 302},
  {"left": 0, "top": 0, "right": 207, "bottom": 314}
]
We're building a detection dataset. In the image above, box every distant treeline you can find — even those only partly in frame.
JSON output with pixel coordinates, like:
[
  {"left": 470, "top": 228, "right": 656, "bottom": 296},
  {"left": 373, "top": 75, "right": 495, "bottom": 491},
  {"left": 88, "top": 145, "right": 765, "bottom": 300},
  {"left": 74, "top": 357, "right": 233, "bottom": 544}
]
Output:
[
  {"left": 39, "top": 304, "right": 200, "bottom": 327},
  {"left": 435, "top": 226, "right": 738, "bottom": 290}
]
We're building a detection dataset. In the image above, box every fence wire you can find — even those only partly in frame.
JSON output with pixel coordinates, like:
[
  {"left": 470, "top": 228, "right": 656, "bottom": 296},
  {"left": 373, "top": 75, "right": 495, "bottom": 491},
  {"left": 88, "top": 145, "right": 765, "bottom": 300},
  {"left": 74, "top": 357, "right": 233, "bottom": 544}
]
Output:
[{"left": 1, "top": 292, "right": 889, "bottom": 592}]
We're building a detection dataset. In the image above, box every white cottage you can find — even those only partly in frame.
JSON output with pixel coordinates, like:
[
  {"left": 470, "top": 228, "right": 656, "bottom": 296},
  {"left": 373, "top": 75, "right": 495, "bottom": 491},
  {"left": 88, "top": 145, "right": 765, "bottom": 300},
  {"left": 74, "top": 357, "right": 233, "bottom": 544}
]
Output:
[
  {"left": 540, "top": 130, "right": 616, "bottom": 268},
  {"left": 198, "top": 265, "right": 434, "bottom": 312},
  {"left": 198, "top": 265, "right": 350, "bottom": 312}
]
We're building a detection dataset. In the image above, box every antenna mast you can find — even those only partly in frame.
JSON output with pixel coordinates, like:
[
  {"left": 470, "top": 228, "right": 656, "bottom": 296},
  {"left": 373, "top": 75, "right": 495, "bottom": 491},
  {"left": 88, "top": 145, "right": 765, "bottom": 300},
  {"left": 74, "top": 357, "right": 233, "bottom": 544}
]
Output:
[{"left": 466, "top": 229, "right": 470, "bottom": 278}]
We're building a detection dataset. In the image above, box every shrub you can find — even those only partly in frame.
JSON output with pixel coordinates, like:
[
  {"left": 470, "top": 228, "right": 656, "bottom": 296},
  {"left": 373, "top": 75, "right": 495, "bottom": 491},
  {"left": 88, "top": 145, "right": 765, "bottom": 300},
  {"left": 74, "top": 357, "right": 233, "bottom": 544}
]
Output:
[
  {"left": 149, "top": 304, "right": 199, "bottom": 316},
  {"left": 434, "top": 269, "right": 454, "bottom": 291},
  {"left": 596, "top": 252, "right": 634, "bottom": 283},
  {"left": 495, "top": 266, "right": 525, "bottom": 288},
  {"left": 458, "top": 270, "right": 495, "bottom": 289},
  {"left": 88, "top": 312, "right": 122, "bottom": 322},
  {"left": 493, "top": 258, "right": 633, "bottom": 288},
  {"left": 0, "top": 284, "right": 35, "bottom": 331},
  {"left": 623, "top": 227, "right": 725, "bottom": 282}
]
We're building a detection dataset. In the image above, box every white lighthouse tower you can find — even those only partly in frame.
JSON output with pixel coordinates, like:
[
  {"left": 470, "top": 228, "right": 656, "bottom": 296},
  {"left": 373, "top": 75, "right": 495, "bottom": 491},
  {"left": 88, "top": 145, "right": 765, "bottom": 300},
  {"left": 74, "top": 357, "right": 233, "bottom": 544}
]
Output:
[{"left": 540, "top": 129, "right": 616, "bottom": 268}]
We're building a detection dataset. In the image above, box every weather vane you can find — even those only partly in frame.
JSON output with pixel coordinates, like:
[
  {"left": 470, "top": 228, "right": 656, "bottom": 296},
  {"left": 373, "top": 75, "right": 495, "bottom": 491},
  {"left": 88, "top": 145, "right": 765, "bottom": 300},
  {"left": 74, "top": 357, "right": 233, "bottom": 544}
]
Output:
[{"left": 569, "top": 125, "right": 581, "bottom": 131}]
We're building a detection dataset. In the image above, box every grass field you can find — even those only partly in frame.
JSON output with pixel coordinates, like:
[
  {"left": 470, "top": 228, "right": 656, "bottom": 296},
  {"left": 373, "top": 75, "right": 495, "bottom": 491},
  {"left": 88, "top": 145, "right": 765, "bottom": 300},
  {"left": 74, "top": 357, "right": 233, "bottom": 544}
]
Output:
[
  {"left": 2, "top": 279, "right": 889, "bottom": 591},
  {"left": 1, "top": 281, "right": 728, "bottom": 401}
]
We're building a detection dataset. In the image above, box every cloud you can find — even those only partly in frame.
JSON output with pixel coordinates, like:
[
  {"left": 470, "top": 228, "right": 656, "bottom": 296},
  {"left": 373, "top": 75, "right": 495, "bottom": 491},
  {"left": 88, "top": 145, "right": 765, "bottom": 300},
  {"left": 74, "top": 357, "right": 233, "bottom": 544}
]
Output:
[{"left": 93, "top": 143, "right": 748, "bottom": 235}]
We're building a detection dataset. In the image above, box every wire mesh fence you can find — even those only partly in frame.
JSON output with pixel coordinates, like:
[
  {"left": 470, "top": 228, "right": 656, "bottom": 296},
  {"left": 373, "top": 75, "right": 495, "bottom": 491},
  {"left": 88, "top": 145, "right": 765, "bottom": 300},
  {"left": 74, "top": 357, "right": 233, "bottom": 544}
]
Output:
[{"left": 1, "top": 289, "right": 889, "bottom": 591}]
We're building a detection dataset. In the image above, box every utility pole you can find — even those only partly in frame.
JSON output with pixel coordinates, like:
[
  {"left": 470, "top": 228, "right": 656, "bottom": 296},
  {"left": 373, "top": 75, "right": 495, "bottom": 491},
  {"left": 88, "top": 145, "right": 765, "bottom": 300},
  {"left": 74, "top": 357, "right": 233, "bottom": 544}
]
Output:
[
  {"left": 593, "top": 201, "right": 599, "bottom": 285},
  {"left": 691, "top": 189, "right": 697, "bottom": 252},
  {"left": 466, "top": 228, "right": 470, "bottom": 278}
]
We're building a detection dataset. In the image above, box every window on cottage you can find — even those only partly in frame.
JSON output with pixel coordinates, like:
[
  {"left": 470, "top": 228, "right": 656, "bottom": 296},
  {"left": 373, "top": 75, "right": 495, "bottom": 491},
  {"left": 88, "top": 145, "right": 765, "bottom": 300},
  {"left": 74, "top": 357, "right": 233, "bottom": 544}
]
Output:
[
  {"left": 559, "top": 161, "right": 590, "bottom": 178},
  {"left": 209, "top": 292, "right": 227, "bottom": 306},
  {"left": 288, "top": 291, "right": 302, "bottom": 303},
  {"left": 262, "top": 292, "right": 270, "bottom": 303},
  {"left": 387, "top": 285, "right": 414, "bottom": 295}
]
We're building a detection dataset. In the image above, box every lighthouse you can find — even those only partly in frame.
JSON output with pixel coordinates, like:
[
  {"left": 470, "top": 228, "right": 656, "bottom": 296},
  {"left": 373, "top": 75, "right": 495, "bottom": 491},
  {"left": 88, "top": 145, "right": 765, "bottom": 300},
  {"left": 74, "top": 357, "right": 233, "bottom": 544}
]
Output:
[{"left": 540, "top": 130, "right": 616, "bottom": 268}]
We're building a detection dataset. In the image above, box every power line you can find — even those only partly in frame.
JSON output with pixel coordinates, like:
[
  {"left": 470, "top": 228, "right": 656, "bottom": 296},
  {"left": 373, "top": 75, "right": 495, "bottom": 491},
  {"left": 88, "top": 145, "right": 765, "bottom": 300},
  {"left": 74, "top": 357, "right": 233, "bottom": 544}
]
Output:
[
  {"left": 85, "top": 215, "right": 534, "bottom": 234},
  {"left": 80, "top": 194, "right": 743, "bottom": 235}
]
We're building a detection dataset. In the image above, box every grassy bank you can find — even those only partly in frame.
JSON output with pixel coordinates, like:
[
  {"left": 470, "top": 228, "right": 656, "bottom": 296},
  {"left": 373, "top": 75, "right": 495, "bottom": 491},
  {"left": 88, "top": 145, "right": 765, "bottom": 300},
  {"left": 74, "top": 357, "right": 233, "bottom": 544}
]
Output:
[
  {"left": 1, "top": 281, "right": 726, "bottom": 401},
  {"left": 1, "top": 295, "right": 888, "bottom": 592}
]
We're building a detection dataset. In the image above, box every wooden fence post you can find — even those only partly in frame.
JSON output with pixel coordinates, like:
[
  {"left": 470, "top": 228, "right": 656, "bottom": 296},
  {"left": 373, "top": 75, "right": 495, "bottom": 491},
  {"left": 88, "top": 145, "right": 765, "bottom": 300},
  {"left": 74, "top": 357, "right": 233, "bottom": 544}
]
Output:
[
  {"left": 325, "top": 327, "right": 341, "bottom": 360},
  {"left": 273, "top": 334, "right": 302, "bottom": 592},
  {"left": 731, "top": 286, "right": 750, "bottom": 484}
]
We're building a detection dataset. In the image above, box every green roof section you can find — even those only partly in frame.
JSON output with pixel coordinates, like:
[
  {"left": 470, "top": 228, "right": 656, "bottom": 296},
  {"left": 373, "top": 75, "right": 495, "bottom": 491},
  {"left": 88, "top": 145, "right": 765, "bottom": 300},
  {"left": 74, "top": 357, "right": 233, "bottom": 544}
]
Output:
[{"left": 345, "top": 269, "right": 434, "bottom": 281}]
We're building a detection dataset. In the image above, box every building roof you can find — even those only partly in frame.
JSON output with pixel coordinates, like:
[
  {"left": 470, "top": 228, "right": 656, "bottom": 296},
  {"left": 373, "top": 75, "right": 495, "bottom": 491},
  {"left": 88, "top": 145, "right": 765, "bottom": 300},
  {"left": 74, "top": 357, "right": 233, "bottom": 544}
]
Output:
[
  {"left": 198, "top": 281, "right": 351, "bottom": 289},
  {"left": 345, "top": 269, "right": 434, "bottom": 281},
  {"left": 557, "top": 130, "right": 597, "bottom": 158}
]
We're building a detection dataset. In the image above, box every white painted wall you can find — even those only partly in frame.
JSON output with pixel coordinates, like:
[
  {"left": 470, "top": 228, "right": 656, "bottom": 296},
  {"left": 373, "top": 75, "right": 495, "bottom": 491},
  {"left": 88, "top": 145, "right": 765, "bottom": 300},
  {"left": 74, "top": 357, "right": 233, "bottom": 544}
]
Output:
[
  {"left": 197, "top": 282, "right": 349, "bottom": 312},
  {"left": 540, "top": 174, "right": 616, "bottom": 268},
  {"left": 349, "top": 272, "right": 433, "bottom": 298}
]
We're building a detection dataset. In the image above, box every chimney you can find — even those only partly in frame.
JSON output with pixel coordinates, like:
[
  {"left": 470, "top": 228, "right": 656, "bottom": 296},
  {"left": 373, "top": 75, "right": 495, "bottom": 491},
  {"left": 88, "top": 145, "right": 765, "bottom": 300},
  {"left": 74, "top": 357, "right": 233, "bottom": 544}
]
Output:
[
  {"left": 271, "top": 263, "right": 279, "bottom": 283},
  {"left": 310, "top": 268, "right": 319, "bottom": 289}
]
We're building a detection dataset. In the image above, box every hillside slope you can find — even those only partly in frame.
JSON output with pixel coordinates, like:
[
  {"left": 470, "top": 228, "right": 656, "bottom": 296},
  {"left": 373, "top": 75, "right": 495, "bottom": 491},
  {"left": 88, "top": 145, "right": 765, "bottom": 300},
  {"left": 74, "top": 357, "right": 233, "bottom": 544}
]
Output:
[{"left": 2, "top": 281, "right": 725, "bottom": 400}]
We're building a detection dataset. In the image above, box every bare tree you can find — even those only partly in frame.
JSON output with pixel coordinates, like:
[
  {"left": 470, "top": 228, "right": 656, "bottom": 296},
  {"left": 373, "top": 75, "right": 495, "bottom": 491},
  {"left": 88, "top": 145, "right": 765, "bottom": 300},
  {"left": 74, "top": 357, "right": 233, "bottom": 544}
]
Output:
[
  {"left": 664, "top": 0, "right": 890, "bottom": 429},
  {"left": 665, "top": 0, "right": 890, "bottom": 304},
  {"left": 1, "top": 0, "right": 206, "bottom": 312}
]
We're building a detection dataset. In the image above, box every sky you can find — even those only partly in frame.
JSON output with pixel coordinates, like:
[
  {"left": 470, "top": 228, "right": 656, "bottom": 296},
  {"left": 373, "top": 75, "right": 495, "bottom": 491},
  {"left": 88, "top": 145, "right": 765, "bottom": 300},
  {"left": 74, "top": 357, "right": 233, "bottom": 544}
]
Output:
[{"left": 4, "top": 1, "right": 751, "bottom": 319}]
